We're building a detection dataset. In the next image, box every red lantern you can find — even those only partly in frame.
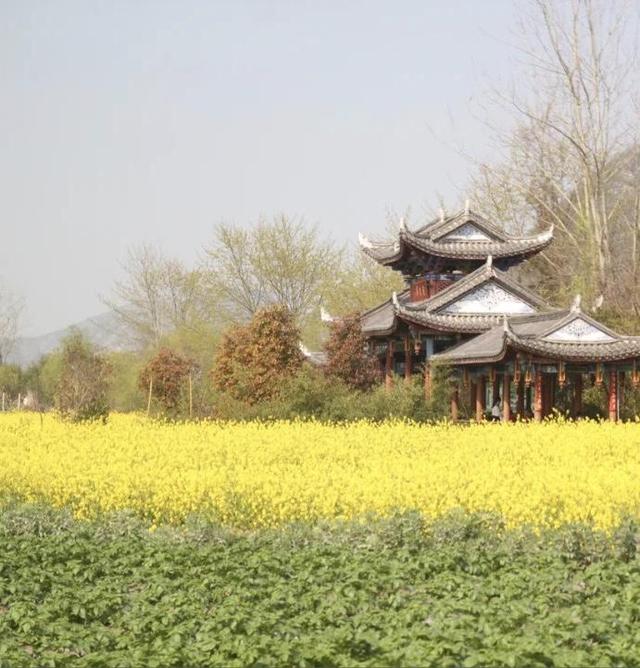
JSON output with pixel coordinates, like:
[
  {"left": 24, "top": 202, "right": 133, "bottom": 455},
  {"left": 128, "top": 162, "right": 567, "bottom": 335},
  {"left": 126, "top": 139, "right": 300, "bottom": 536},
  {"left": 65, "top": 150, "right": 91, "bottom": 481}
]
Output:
[
  {"left": 524, "top": 367, "right": 532, "bottom": 388},
  {"left": 558, "top": 361, "right": 566, "bottom": 388},
  {"left": 595, "top": 363, "right": 604, "bottom": 387}
]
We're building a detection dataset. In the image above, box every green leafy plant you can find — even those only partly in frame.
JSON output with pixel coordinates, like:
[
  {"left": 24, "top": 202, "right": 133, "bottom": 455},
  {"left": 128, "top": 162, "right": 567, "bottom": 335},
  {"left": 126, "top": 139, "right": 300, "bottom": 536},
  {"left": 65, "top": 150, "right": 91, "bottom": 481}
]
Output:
[{"left": 1, "top": 507, "right": 640, "bottom": 667}]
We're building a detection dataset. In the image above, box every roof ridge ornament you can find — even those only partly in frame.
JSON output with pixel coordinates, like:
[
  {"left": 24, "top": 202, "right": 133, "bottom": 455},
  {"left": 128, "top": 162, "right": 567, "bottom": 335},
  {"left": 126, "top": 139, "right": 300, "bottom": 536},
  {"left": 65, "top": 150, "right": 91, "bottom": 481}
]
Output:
[
  {"left": 502, "top": 314, "right": 511, "bottom": 334},
  {"left": 298, "top": 341, "right": 311, "bottom": 356},
  {"left": 399, "top": 216, "right": 407, "bottom": 233},
  {"left": 358, "top": 232, "right": 374, "bottom": 249},
  {"left": 320, "top": 306, "right": 336, "bottom": 323},
  {"left": 486, "top": 254, "right": 493, "bottom": 269},
  {"left": 439, "top": 208, "right": 445, "bottom": 223},
  {"left": 464, "top": 199, "right": 470, "bottom": 215},
  {"left": 593, "top": 294, "right": 604, "bottom": 311},
  {"left": 571, "top": 294, "right": 582, "bottom": 313},
  {"left": 537, "top": 225, "right": 554, "bottom": 242},
  {"left": 392, "top": 291, "right": 400, "bottom": 309}
]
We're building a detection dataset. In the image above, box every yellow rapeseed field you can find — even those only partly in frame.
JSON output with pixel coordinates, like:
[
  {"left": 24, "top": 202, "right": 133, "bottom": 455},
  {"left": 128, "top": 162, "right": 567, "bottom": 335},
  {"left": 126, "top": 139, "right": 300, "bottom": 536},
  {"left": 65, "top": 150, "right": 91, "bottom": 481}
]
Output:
[{"left": 1, "top": 413, "right": 639, "bottom": 529}]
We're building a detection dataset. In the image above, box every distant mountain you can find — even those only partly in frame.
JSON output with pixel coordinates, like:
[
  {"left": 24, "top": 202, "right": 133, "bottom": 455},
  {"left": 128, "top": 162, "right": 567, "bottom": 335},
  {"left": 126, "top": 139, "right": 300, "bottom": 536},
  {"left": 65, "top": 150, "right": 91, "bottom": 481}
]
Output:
[{"left": 7, "top": 312, "right": 130, "bottom": 368}]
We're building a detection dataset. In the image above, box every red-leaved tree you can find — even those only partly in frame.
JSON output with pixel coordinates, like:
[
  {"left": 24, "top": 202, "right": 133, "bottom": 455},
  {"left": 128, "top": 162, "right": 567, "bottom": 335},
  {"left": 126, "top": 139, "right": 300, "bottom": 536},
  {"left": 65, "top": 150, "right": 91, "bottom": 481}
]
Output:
[
  {"left": 211, "top": 305, "right": 303, "bottom": 403},
  {"left": 139, "top": 347, "right": 195, "bottom": 412},
  {"left": 324, "top": 314, "right": 379, "bottom": 391}
]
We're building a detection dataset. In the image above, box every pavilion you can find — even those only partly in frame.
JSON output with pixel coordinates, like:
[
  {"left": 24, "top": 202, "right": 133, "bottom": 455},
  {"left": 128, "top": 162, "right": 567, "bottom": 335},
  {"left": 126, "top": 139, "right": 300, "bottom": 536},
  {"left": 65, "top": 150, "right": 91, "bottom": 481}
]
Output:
[{"left": 359, "top": 206, "right": 640, "bottom": 421}]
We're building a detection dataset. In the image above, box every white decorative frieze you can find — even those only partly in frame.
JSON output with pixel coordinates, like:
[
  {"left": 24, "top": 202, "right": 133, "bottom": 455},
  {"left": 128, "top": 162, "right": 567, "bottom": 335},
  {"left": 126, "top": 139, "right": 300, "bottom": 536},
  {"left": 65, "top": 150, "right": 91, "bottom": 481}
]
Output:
[
  {"left": 440, "top": 283, "right": 535, "bottom": 315},
  {"left": 544, "top": 317, "right": 615, "bottom": 342},
  {"left": 441, "top": 223, "right": 492, "bottom": 241}
]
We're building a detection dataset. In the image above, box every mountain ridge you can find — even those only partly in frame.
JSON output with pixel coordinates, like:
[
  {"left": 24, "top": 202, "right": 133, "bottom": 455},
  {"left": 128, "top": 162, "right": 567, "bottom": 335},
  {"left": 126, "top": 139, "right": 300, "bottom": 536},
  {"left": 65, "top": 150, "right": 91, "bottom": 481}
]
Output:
[{"left": 7, "top": 312, "right": 129, "bottom": 368}]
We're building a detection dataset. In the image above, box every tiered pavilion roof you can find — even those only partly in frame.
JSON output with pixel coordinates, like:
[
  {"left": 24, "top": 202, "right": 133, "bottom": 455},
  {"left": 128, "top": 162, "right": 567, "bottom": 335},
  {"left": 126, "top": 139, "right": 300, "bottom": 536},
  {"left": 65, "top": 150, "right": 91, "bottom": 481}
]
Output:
[
  {"left": 362, "top": 255, "right": 550, "bottom": 337},
  {"left": 359, "top": 208, "right": 554, "bottom": 274},
  {"left": 358, "top": 206, "right": 640, "bottom": 421}
]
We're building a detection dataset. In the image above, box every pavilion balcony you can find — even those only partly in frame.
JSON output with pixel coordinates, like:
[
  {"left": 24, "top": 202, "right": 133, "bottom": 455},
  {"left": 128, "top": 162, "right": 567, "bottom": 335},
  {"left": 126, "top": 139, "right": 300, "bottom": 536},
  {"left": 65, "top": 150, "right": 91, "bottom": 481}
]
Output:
[{"left": 409, "top": 272, "right": 463, "bottom": 302}]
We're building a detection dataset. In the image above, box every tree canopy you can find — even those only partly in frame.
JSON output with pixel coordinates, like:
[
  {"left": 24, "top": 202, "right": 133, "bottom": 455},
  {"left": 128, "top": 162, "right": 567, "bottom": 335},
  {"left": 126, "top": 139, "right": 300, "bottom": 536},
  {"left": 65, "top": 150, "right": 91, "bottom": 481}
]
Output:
[
  {"left": 211, "top": 305, "right": 304, "bottom": 404},
  {"left": 324, "top": 314, "right": 379, "bottom": 391}
]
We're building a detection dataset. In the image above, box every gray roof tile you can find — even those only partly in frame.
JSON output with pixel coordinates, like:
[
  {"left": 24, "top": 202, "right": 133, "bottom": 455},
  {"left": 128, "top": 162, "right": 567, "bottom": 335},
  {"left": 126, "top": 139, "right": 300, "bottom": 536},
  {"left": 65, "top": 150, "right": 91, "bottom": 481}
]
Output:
[
  {"left": 360, "top": 209, "right": 553, "bottom": 266},
  {"left": 360, "top": 259, "right": 549, "bottom": 336},
  {"left": 431, "top": 311, "right": 640, "bottom": 364}
]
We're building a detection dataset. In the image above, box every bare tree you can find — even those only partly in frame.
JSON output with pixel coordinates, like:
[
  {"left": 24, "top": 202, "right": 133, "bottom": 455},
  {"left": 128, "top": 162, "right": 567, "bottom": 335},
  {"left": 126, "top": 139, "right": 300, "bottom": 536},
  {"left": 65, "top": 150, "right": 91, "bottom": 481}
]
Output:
[
  {"left": 105, "top": 245, "right": 210, "bottom": 349},
  {"left": 470, "top": 0, "right": 640, "bottom": 313},
  {"left": 0, "top": 279, "right": 24, "bottom": 364}
]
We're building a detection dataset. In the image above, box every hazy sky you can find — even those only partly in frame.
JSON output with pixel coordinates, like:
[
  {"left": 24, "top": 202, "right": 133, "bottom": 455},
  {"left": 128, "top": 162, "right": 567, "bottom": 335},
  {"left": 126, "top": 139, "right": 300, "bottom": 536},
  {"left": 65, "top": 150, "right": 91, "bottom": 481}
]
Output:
[{"left": 1, "top": 0, "right": 518, "bottom": 336}]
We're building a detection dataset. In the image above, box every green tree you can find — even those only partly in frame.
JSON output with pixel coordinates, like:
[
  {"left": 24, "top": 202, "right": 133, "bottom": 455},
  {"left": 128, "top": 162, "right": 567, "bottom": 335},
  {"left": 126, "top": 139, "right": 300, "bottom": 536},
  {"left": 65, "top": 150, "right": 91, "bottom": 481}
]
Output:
[
  {"left": 55, "top": 332, "right": 111, "bottom": 421},
  {"left": 324, "top": 252, "right": 403, "bottom": 317},
  {"left": 0, "top": 364, "right": 22, "bottom": 399},
  {"left": 20, "top": 353, "right": 63, "bottom": 409},
  {"left": 426, "top": 361, "right": 454, "bottom": 420},
  {"left": 204, "top": 215, "right": 342, "bottom": 325},
  {"left": 107, "top": 351, "right": 146, "bottom": 412}
]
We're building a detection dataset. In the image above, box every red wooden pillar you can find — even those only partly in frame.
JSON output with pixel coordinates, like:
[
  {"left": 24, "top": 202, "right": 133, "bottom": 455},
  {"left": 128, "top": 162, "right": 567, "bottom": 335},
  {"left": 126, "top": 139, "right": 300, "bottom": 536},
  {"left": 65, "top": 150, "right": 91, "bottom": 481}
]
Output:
[
  {"left": 608, "top": 370, "right": 618, "bottom": 422},
  {"left": 451, "top": 385, "right": 459, "bottom": 422},
  {"left": 385, "top": 342, "right": 394, "bottom": 392},
  {"left": 475, "top": 376, "right": 485, "bottom": 422},
  {"left": 502, "top": 372, "right": 511, "bottom": 422},
  {"left": 404, "top": 336, "right": 412, "bottom": 384},
  {"left": 572, "top": 373, "right": 583, "bottom": 418},
  {"left": 534, "top": 370, "right": 543, "bottom": 422}
]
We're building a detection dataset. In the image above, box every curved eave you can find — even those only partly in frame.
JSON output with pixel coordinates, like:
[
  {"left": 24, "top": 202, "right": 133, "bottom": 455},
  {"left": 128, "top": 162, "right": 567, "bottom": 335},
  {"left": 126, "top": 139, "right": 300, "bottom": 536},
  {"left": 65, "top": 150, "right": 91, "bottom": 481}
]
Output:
[
  {"left": 402, "top": 230, "right": 553, "bottom": 261},
  {"left": 433, "top": 329, "right": 640, "bottom": 365},
  {"left": 360, "top": 292, "right": 408, "bottom": 337},
  {"left": 396, "top": 308, "right": 501, "bottom": 334},
  {"left": 361, "top": 320, "right": 399, "bottom": 338},
  {"left": 507, "top": 334, "right": 640, "bottom": 363},
  {"left": 359, "top": 237, "right": 404, "bottom": 265}
]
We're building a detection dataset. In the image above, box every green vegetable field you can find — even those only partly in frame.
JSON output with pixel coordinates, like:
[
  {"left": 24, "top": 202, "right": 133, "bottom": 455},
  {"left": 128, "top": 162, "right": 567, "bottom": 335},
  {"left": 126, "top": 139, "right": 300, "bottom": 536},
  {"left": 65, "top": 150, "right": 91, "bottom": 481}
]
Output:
[{"left": 1, "top": 507, "right": 640, "bottom": 667}]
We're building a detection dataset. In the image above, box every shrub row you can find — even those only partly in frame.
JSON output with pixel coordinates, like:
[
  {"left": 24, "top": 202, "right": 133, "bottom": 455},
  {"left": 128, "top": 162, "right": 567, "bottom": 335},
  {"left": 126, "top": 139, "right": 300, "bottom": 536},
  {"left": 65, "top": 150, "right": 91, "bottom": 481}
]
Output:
[{"left": 211, "top": 365, "right": 451, "bottom": 422}]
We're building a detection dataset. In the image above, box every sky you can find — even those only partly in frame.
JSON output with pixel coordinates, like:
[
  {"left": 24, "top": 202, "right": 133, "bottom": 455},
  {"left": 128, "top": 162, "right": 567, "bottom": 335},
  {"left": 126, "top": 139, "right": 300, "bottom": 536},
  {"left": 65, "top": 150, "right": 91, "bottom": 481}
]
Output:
[{"left": 0, "top": 0, "right": 519, "bottom": 336}]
